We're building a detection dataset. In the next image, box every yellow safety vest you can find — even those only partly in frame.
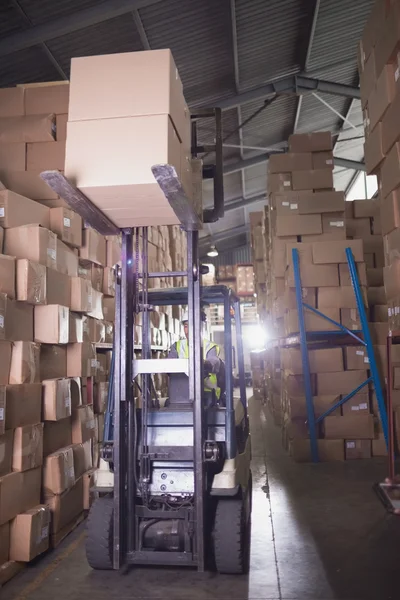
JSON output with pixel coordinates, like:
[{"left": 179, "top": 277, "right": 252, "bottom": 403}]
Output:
[{"left": 175, "top": 339, "right": 221, "bottom": 399}]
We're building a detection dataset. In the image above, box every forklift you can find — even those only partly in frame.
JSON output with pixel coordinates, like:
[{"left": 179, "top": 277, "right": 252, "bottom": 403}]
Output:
[{"left": 41, "top": 108, "right": 252, "bottom": 574}]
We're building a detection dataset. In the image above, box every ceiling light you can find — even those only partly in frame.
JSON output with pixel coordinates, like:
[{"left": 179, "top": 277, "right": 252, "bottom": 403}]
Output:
[{"left": 207, "top": 245, "right": 218, "bottom": 258}]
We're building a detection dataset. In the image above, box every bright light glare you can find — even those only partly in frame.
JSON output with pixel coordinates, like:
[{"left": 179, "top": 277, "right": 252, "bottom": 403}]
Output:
[{"left": 243, "top": 325, "right": 269, "bottom": 350}]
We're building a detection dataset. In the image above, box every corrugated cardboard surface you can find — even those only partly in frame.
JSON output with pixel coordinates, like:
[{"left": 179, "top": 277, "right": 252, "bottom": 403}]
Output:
[
  {"left": 0, "top": 387, "right": 5, "bottom": 436},
  {"left": 0, "top": 521, "right": 9, "bottom": 564},
  {"left": 5, "top": 225, "right": 57, "bottom": 269},
  {"left": 47, "top": 477, "right": 83, "bottom": 534},
  {"left": 9, "top": 341, "right": 40, "bottom": 384},
  {"left": 0, "top": 114, "right": 55, "bottom": 143},
  {"left": 71, "top": 405, "right": 95, "bottom": 444},
  {"left": 0, "top": 171, "right": 59, "bottom": 200},
  {"left": 80, "top": 229, "right": 106, "bottom": 266},
  {"left": 43, "top": 447, "right": 74, "bottom": 495},
  {"left": 25, "top": 84, "right": 69, "bottom": 116},
  {"left": 268, "top": 152, "right": 312, "bottom": 173},
  {"left": 345, "top": 439, "right": 371, "bottom": 460},
  {"left": 364, "top": 121, "right": 385, "bottom": 175},
  {"left": 339, "top": 262, "right": 367, "bottom": 286},
  {"left": 290, "top": 438, "right": 344, "bottom": 462},
  {"left": 317, "top": 370, "right": 368, "bottom": 395},
  {"left": 16, "top": 259, "right": 46, "bottom": 305},
  {"left": 71, "top": 440, "right": 92, "bottom": 479},
  {"left": 281, "top": 347, "right": 343, "bottom": 374},
  {"left": 292, "top": 168, "right": 333, "bottom": 191},
  {"left": 0, "top": 471, "right": 22, "bottom": 525},
  {"left": 318, "top": 286, "right": 366, "bottom": 309},
  {"left": 12, "top": 423, "right": 43, "bottom": 472},
  {"left": 0, "top": 255, "right": 15, "bottom": 299},
  {"left": 284, "top": 308, "right": 340, "bottom": 335},
  {"left": 324, "top": 414, "right": 374, "bottom": 440},
  {"left": 34, "top": 305, "right": 69, "bottom": 344},
  {"left": 381, "top": 142, "right": 400, "bottom": 199},
  {"left": 0, "top": 430, "right": 13, "bottom": 476},
  {"left": 26, "top": 141, "right": 65, "bottom": 171},
  {"left": 42, "top": 378, "right": 71, "bottom": 421},
  {"left": 288, "top": 132, "right": 332, "bottom": 153},
  {"left": 276, "top": 214, "right": 322, "bottom": 236},
  {"left": 56, "top": 238, "right": 79, "bottom": 277},
  {"left": 285, "top": 263, "right": 339, "bottom": 287},
  {"left": 5, "top": 384, "right": 42, "bottom": 429},
  {"left": 40, "top": 345, "right": 67, "bottom": 381},
  {"left": 67, "top": 342, "right": 96, "bottom": 378},
  {"left": 47, "top": 268, "right": 71, "bottom": 307},
  {"left": 380, "top": 187, "right": 400, "bottom": 236},
  {"left": 312, "top": 239, "right": 364, "bottom": 264},
  {"left": 0, "top": 189, "right": 49, "bottom": 234},
  {"left": 43, "top": 419, "right": 72, "bottom": 458},
  {"left": 9, "top": 505, "right": 50, "bottom": 562},
  {"left": 0, "top": 142, "right": 26, "bottom": 170},
  {"left": 0, "top": 87, "right": 24, "bottom": 117}
]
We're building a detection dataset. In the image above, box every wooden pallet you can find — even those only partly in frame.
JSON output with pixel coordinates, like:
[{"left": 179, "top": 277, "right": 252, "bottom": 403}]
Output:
[
  {"left": 50, "top": 512, "right": 86, "bottom": 549},
  {"left": 0, "top": 561, "right": 24, "bottom": 588}
]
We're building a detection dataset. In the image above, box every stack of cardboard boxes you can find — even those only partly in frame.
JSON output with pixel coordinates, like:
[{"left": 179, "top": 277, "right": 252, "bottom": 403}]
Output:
[
  {"left": 216, "top": 264, "right": 255, "bottom": 297},
  {"left": 250, "top": 210, "right": 269, "bottom": 321},
  {"left": 248, "top": 130, "right": 388, "bottom": 462}
]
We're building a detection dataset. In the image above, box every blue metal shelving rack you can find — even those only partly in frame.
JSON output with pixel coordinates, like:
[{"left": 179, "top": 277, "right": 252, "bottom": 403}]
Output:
[{"left": 291, "top": 247, "right": 388, "bottom": 463}]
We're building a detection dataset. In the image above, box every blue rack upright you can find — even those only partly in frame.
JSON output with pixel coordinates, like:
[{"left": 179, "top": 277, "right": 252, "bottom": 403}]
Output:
[{"left": 292, "top": 247, "right": 388, "bottom": 463}]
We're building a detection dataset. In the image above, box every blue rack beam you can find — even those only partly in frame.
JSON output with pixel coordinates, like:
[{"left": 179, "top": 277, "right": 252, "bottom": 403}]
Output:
[{"left": 290, "top": 247, "right": 388, "bottom": 463}]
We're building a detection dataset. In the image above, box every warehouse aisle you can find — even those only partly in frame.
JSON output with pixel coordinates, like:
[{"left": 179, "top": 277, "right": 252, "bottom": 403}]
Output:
[{"left": 3, "top": 396, "right": 400, "bottom": 600}]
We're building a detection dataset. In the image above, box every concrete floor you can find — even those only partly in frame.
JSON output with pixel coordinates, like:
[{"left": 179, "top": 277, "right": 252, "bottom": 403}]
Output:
[{"left": 3, "top": 396, "right": 400, "bottom": 600}]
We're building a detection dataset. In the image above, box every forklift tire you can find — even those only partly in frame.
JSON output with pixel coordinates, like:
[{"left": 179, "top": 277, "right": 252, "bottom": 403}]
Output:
[
  {"left": 213, "top": 491, "right": 251, "bottom": 575},
  {"left": 86, "top": 496, "right": 114, "bottom": 570}
]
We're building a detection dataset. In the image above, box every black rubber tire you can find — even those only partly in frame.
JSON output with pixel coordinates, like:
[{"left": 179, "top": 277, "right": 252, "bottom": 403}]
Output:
[
  {"left": 86, "top": 496, "right": 114, "bottom": 570},
  {"left": 213, "top": 493, "right": 251, "bottom": 575}
]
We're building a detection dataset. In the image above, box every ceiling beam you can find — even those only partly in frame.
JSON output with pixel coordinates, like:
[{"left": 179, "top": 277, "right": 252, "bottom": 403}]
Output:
[
  {"left": 304, "top": 0, "right": 321, "bottom": 72},
  {"left": 214, "top": 74, "right": 360, "bottom": 111},
  {"left": 224, "top": 192, "right": 266, "bottom": 212},
  {"left": 199, "top": 224, "right": 249, "bottom": 246},
  {"left": 0, "top": 0, "right": 162, "bottom": 57},
  {"left": 224, "top": 153, "right": 365, "bottom": 175}
]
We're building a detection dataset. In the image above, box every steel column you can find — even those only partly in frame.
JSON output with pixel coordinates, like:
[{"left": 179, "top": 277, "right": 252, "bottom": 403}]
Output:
[
  {"left": 387, "top": 335, "right": 395, "bottom": 479},
  {"left": 292, "top": 248, "right": 318, "bottom": 462}
]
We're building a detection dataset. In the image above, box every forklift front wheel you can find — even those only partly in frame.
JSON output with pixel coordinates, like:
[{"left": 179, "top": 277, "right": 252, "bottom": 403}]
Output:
[
  {"left": 86, "top": 496, "right": 114, "bottom": 570},
  {"left": 213, "top": 484, "right": 251, "bottom": 574}
]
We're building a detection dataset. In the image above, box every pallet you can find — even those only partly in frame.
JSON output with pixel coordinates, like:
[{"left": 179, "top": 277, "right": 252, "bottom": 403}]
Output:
[
  {"left": 50, "top": 512, "right": 86, "bottom": 549},
  {"left": 0, "top": 561, "right": 24, "bottom": 588}
]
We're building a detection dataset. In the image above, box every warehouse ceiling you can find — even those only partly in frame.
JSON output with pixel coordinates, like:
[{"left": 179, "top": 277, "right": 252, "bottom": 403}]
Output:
[{"left": 0, "top": 0, "right": 373, "bottom": 255}]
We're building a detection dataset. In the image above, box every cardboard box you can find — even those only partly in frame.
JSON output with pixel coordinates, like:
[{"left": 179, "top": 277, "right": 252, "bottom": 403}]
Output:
[
  {"left": 339, "top": 262, "right": 367, "bottom": 287},
  {"left": 94, "top": 381, "right": 108, "bottom": 414},
  {"left": 285, "top": 263, "right": 339, "bottom": 287},
  {"left": 384, "top": 259, "right": 400, "bottom": 301},
  {"left": 312, "top": 239, "right": 364, "bottom": 264},
  {"left": 16, "top": 259, "right": 46, "bottom": 305},
  {"left": 346, "top": 217, "right": 371, "bottom": 238},
  {"left": 56, "top": 238, "right": 79, "bottom": 277},
  {"left": 0, "top": 189, "right": 50, "bottom": 230},
  {"left": 0, "top": 342, "right": 11, "bottom": 384},
  {"left": 0, "top": 296, "right": 34, "bottom": 341},
  {"left": 67, "top": 343, "right": 96, "bottom": 377},
  {"left": 0, "top": 471, "right": 22, "bottom": 525},
  {"left": 83, "top": 469, "right": 96, "bottom": 510},
  {"left": 290, "top": 438, "right": 344, "bottom": 462},
  {"left": 47, "top": 477, "right": 83, "bottom": 534},
  {"left": 345, "top": 439, "right": 371, "bottom": 460},
  {"left": 72, "top": 405, "right": 95, "bottom": 444},
  {"left": 321, "top": 212, "right": 346, "bottom": 239},
  {"left": 288, "top": 132, "right": 332, "bottom": 153},
  {"left": 89, "top": 264, "right": 103, "bottom": 293},
  {"left": 43, "top": 447, "right": 75, "bottom": 495},
  {"left": 344, "top": 346, "right": 370, "bottom": 371},
  {"left": 360, "top": 49, "right": 376, "bottom": 107},
  {"left": 102, "top": 267, "right": 115, "bottom": 297},
  {"left": 34, "top": 305, "right": 69, "bottom": 344},
  {"left": 292, "top": 169, "right": 333, "bottom": 191},
  {"left": 43, "top": 418, "right": 72, "bottom": 457},
  {"left": 70, "top": 278, "right": 92, "bottom": 313},
  {"left": 10, "top": 342, "right": 40, "bottom": 384},
  {"left": 0, "top": 430, "right": 13, "bottom": 476},
  {"left": 0, "top": 87, "right": 24, "bottom": 117},
  {"left": 281, "top": 347, "right": 343, "bottom": 375},
  {"left": 71, "top": 441, "right": 92, "bottom": 479},
  {"left": 342, "top": 392, "right": 370, "bottom": 417},
  {"left": 69, "top": 313, "right": 83, "bottom": 344},
  {"left": 276, "top": 214, "right": 322, "bottom": 236},
  {"left": 384, "top": 228, "right": 400, "bottom": 263},
  {"left": 318, "top": 286, "right": 366, "bottom": 309},
  {"left": 50, "top": 207, "right": 82, "bottom": 248},
  {"left": 268, "top": 152, "right": 312, "bottom": 173},
  {"left": 65, "top": 115, "right": 187, "bottom": 227},
  {"left": 364, "top": 121, "right": 385, "bottom": 175},
  {"left": 80, "top": 228, "right": 106, "bottom": 266},
  {"left": 369, "top": 65, "right": 395, "bottom": 132},
  {"left": 312, "top": 151, "right": 334, "bottom": 170},
  {"left": 367, "top": 287, "right": 386, "bottom": 306},
  {"left": 286, "top": 395, "right": 341, "bottom": 419},
  {"left": 381, "top": 187, "right": 400, "bottom": 236},
  {"left": 4, "top": 225, "right": 57, "bottom": 270},
  {"left": 285, "top": 308, "right": 340, "bottom": 335},
  {"left": 0, "top": 521, "right": 9, "bottom": 564},
  {"left": 40, "top": 345, "right": 67, "bottom": 381},
  {"left": 5, "top": 384, "right": 42, "bottom": 429},
  {"left": 24, "top": 83, "right": 69, "bottom": 115},
  {"left": 46, "top": 268, "right": 71, "bottom": 307},
  {"left": 102, "top": 297, "right": 115, "bottom": 322},
  {"left": 283, "top": 372, "right": 317, "bottom": 396},
  {"left": 381, "top": 142, "right": 400, "bottom": 199},
  {"left": 56, "top": 113, "right": 67, "bottom": 141},
  {"left": 283, "top": 286, "right": 316, "bottom": 309},
  {"left": 12, "top": 423, "right": 43, "bottom": 472},
  {"left": 352, "top": 199, "right": 380, "bottom": 218},
  {"left": 42, "top": 378, "right": 71, "bottom": 421},
  {"left": 372, "top": 304, "right": 388, "bottom": 322},
  {"left": 382, "top": 71, "right": 400, "bottom": 153},
  {"left": 69, "top": 50, "right": 189, "bottom": 143},
  {"left": 324, "top": 414, "right": 374, "bottom": 439},
  {"left": 9, "top": 505, "right": 50, "bottom": 562},
  {"left": 275, "top": 190, "right": 344, "bottom": 216},
  {"left": 105, "top": 237, "right": 121, "bottom": 268},
  {"left": 20, "top": 466, "right": 42, "bottom": 513},
  {"left": 367, "top": 268, "right": 383, "bottom": 287},
  {"left": 0, "top": 114, "right": 55, "bottom": 143},
  {"left": 372, "top": 434, "right": 387, "bottom": 456},
  {"left": 317, "top": 370, "right": 368, "bottom": 396},
  {"left": 95, "top": 354, "right": 107, "bottom": 383},
  {"left": 0, "top": 254, "right": 15, "bottom": 299},
  {"left": 0, "top": 170, "right": 59, "bottom": 200},
  {"left": 26, "top": 141, "right": 65, "bottom": 171},
  {"left": 268, "top": 172, "right": 292, "bottom": 193}
]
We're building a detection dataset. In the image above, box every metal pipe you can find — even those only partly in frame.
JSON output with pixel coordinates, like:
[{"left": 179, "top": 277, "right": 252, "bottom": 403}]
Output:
[
  {"left": 305, "top": 0, "right": 321, "bottom": 71},
  {"left": 312, "top": 92, "right": 358, "bottom": 129},
  {"left": 234, "top": 298, "right": 248, "bottom": 414},
  {"left": 0, "top": 0, "right": 162, "bottom": 57},
  {"left": 113, "top": 266, "right": 123, "bottom": 569},
  {"left": 387, "top": 335, "right": 395, "bottom": 479},
  {"left": 214, "top": 74, "right": 360, "bottom": 111},
  {"left": 224, "top": 153, "right": 366, "bottom": 175}
]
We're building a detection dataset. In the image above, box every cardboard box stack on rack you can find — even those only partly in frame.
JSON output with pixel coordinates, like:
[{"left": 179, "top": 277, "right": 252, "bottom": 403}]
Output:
[
  {"left": 216, "top": 264, "right": 255, "bottom": 297},
  {"left": 249, "top": 130, "right": 386, "bottom": 462},
  {"left": 358, "top": 0, "right": 400, "bottom": 453},
  {"left": 0, "top": 50, "right": 196, "bottom": 578},
  {"left": 250, "top": 211, "right": 269, "bottom": 322}
]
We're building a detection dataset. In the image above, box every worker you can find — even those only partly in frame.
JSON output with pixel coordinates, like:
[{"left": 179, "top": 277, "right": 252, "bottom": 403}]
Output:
[{"left": 168, "top": 310, "right": 226, "bottom": 406}]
